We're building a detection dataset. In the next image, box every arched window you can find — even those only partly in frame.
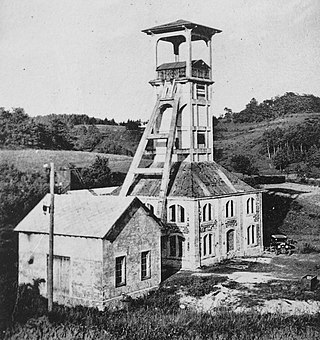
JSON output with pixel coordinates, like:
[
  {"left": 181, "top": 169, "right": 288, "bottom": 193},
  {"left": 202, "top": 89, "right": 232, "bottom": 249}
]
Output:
[
  {"left": 246, "top": 197, "right": 255, "bottom": 215},
  {"left": 202, "top": 233, "right": 214, "bottom": 257},
  {"left": 169, "top": 234, "right": 184, "bottom": 258},
  {"left": 226, "top": 200, "right": 234, "bottom": 218},
  {"left": 202, "top": 203, "right": 213, "bottom": 222},
  {"left": 146, "top": 203, "right": 154, "bottom": 214},
  {"left": 247, "top": 225, "right": 256, "bottom": 245},
  {"left": 168, "top": 204, "right": 185, "bottom": 223}
]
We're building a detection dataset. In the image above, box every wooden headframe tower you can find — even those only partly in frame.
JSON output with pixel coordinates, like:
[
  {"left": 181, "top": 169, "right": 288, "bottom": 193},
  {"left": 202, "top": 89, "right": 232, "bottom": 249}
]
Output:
[{"left": 119, "top": 20, "right": 222, "bottom": 218}]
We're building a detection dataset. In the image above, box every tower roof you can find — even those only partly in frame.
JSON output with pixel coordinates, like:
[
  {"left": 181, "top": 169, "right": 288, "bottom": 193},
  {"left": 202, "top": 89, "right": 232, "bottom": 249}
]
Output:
[
  {"left": 114, "top": 162, "right": 255, "bottom": 198},
  {"left": 142, "top": 19, "right": 222, "bottom": 38}
]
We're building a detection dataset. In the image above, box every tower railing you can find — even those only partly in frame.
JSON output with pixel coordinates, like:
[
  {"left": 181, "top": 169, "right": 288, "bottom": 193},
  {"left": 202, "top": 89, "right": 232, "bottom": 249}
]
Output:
[{"left": 157, "top": 65, "right": 210, "bottom": 81}]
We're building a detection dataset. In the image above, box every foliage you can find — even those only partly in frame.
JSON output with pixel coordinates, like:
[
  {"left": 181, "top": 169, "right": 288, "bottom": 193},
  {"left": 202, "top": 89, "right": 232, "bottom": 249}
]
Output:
[
  {"left": 223, "top": 107, "right": 233, "bottom": 122},
  {"left": 299, "top": 243, "right": 320, "bottom": 254},
  {"left": 73, "top": 156, "right": 112, "bottom": 189},
  {"left": 0, "top": 163, "right": 48, "bottom": 227},
  {"left": 33, "top": 113, "right": 118, "bottom": 126},
  {"left": 0, "top": 163, "right": 49, "bottom": 332},
  {"left": 122, "top": 119, "right": 141, "bottom": 131},
  {"left": 73, "top": 125, "right": 102, "bottom": 151},
  {"left": 233, "top": 92, "right": 320, "bottom": 123},
  {"left": 13, "top": 280, "right": 48, "bottom": 323},
  {"left": 47, "top": 117, "right": 74, "bottom": 150},
  {"left": 272, "top": 149, "right": 290, "bottom": 171},
  {"left": 229, "top": 154, "right": 258, "bottom": 175},
  {"left": 0, "top": 108, "right": 140, "bottom": 155},
  {"left": 259, "top": 116, "right": 320, "bottom": 174},
  {"left": 4, "top": 281, "right": 320, "bottom": 339}
]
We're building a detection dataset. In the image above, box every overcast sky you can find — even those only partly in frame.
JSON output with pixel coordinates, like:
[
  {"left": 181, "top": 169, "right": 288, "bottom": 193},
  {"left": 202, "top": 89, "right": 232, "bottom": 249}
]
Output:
[{"left": 0, "top": 0, "right": 319, "bottom": 121}]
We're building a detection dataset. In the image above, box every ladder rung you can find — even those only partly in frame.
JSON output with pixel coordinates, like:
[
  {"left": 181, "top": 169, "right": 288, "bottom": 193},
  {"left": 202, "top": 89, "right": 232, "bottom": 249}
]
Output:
[
  {"left": 147, "top": 133, "right": 169, "bottom": 140},
  {"left": 134, "top": 168, "right": 163, "bottom": 175}
]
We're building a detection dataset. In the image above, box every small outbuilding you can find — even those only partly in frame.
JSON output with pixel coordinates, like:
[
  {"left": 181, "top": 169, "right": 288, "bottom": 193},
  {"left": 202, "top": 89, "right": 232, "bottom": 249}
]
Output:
[{"left": 15, "top": 194, "right": 162, "bottom": 309}]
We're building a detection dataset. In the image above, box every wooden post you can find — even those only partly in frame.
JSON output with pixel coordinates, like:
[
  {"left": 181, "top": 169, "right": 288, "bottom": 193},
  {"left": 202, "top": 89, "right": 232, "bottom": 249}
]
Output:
[{"left": 48, "top": 162, "right": 54, "bottom": 312}]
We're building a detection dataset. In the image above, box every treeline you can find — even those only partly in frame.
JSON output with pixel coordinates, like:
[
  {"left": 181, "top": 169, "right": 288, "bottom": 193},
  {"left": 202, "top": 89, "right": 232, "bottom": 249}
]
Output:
[
  {"left": 34, "top": 113, "right": 116, "bottom": 126},
  {"left": 0, "top": 108, "right": 142, "bottom": 155},
  {"left": 232, "top": 92, "right": 320, "bottom": 123},
  {"left": 33, "top": 113, "right": 142, "bottom": 129},
  {"left": 261, "top": 116, "right": 320, "bottom": 174}
]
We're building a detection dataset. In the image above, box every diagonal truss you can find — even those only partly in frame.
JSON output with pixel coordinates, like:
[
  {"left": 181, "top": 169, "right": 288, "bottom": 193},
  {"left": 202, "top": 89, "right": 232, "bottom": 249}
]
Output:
[{"left": 119, "top": 80, "right": 180, "bottom": 218}]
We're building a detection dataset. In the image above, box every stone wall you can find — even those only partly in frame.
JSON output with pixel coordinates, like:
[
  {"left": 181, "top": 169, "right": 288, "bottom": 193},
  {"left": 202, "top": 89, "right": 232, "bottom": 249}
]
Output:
[{"left": 102, "top": 205, "right": 161, "bottom": 303}]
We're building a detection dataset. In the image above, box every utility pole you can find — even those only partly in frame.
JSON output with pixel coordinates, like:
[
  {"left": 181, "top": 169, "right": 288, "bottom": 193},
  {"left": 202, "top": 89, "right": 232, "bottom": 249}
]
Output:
[{"left": 48, "top": 162, "right": 55, "bottom": 312}]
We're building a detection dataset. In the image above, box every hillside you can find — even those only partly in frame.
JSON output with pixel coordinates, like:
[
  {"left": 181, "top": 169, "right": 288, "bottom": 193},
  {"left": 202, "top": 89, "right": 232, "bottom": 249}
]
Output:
[
  {"left": 214, "top": 112, "right": 320, "bottom": 175},
  {"left": 93, "top": 124, "right": 142, "bottom": 156},
  {"left": 0, "top": 149, "right": 136, "bottom": 174}
]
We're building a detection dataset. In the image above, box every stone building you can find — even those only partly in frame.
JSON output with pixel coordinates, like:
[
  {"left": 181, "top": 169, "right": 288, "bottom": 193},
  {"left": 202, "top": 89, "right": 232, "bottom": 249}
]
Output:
[
  {"left": 15, "top": 194, "right": 162, "bottom": 308},
  {"left": 117, "top": 20, "right": 264, "bottom": 269}
]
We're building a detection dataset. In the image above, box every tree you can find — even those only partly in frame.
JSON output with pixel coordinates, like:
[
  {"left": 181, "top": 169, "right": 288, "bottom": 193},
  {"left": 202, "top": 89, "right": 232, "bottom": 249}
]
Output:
[
  {"left": 273, "top": 149, "right": 290, "bottom": 171},
  {"left": 229, "top": 154, "right": 258, "bottom": 175},
  {"left": 125, "top": 119, "right": 141, "bottom": 131},
  {"left": 224, "top": 107, "right": 233, "bottom": 122},
  {"left": 80, "top": 156, "right": 112, "bottom": 188},
  {"left": 47, "top": 117, "right": 73, "bottom": 150}
]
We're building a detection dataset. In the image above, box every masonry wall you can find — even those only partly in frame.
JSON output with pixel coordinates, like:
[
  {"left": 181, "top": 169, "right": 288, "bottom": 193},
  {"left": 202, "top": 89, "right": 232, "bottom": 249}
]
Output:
[
  {"left": 18, "top": 233, "right": 103, "bottom": 308},
  {"left": 102, "top": 206, "right": 161, "bottom": 304},
  {"left": 199, "top": 192, "right": 263, "bottom": 267}
]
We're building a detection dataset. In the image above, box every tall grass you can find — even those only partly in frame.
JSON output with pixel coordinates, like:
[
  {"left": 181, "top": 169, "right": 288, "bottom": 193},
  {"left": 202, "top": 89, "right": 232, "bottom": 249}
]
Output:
[{"left": 3, "top": 281, "right": 320, "bottom": 340}]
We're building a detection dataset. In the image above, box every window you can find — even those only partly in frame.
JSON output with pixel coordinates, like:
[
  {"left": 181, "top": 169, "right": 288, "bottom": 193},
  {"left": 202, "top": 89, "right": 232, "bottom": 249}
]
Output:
[
  {"left": 202, "top": 233, "right": 214, "bottom": 257},
  {"left": 197, "top": 133, "right": 206, "bottom": 148},
  {"left": 115, "top": 256, "right": 126, "bottom": 287},
  {"left": 146, "top": 203, "right": 154, "bottom": 214},
  {"left": 247, "top": 225, "right": 256, "bottom": 245},
  {"left": 141, "top": 251, "right": 151, "bottom": 280},
  {"left": 169, "top": 235, "right": 184, "bottom": 258},
  {"left": 48, "top": 255, "right": 70, "bottom": 295},
  {"left": 246, "top": 197, "right": 255, "bottom": 215},
  {"left": 226, "top": 200, "right": 234, "bottom": 218},
  {"left": 202, "top": 203, "right": 213, "bottom": 222},
  {"left": 168, "top": 204, "right": 185, "bottom": 223}
]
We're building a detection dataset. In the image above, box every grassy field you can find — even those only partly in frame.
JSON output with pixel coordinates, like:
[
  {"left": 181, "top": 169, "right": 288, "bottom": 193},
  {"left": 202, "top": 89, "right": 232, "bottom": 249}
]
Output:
[{"left": 0, "top": 149, "right": 136, "bottom": 174}]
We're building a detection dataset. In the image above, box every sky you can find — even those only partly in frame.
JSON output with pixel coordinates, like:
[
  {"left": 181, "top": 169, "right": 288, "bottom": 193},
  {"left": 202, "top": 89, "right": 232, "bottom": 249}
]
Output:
[{"left": 0, "top": 0, "right": 319, "bottom": 122}]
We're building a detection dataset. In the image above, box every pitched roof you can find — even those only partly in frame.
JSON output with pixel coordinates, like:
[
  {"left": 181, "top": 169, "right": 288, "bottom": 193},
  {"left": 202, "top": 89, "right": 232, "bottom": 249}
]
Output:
[
  {"left": 116, "top": 161, "right": 255, "bottom": 198},
  {"left": 142, "top": 19, "right": 222, "bottom": 36},
  {"left": 14, "top": 195, "right": 143, "bottom": 238}
]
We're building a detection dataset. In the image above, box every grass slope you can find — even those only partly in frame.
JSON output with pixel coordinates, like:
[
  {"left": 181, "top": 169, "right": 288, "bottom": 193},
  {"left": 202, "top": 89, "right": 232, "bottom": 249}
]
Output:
[
  {"left": 215, "top": 112, "right": 319, "bottom": 174},
  {"left": 0, "top": 149, "right": 134, "bottom": 174}
]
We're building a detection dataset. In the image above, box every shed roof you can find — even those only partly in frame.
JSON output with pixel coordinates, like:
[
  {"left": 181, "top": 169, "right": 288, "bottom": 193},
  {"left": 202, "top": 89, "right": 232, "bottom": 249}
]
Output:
[
  {"left": 113, "top": 161, "right": 255, "bottom": 198},
  {"left": 14, "top": 195, "right": 145, "bottom": 239},
  {"left": 142, "top": 19, "right": 222, "bottom": 37}
]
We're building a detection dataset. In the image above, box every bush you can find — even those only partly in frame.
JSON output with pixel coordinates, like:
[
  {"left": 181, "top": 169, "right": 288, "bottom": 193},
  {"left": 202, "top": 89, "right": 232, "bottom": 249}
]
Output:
[
  {"left": 299, "top": 243, "right": 320, "bottom": 254},
  {"left": 13, "top": 279, "right": 47, "bottom": 323}
]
